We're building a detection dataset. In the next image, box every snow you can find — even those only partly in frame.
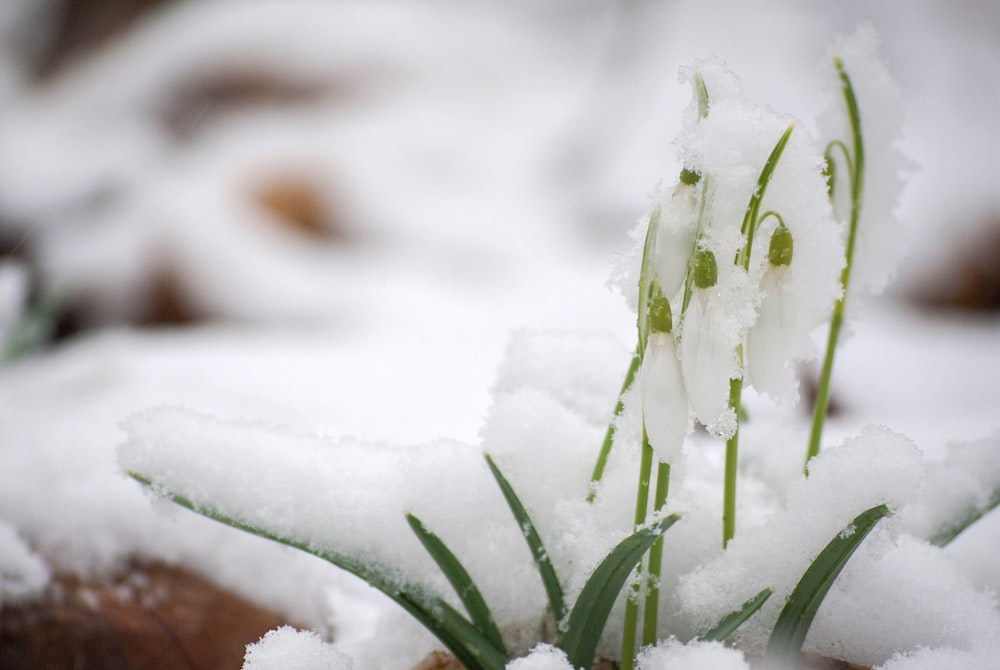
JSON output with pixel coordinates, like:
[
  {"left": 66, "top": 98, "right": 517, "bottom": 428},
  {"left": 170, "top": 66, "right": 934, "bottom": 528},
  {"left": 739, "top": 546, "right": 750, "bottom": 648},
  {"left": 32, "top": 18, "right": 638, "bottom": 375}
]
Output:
[
  {"left": 0, "top": 2, "right": 999, "bottom": 669},
  {"left": 505, "top": 644, "right": 573, "bottom": 670},
  {"left": 242, "top": 626, "right": 354, "bottom": 670},
  {"left": 637, "top": 639, "right": 749, "bottom": 670},
  {"left": 0, "top": 519, "right": 49, "bottom": 606}
]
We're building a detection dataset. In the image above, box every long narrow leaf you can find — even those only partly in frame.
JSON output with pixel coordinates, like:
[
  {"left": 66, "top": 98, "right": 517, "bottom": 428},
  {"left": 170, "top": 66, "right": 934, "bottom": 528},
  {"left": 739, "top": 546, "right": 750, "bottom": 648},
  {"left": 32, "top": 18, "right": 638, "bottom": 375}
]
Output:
[
  {"left": 765, "top": 504, "right": 890, "bottom": 666},
  {"left": 698, "top": 588, "right": 772, "bottom": 642},
  {"left": 406, "top": 513, "right": 506, "bottom": 653},
  {"left": 929, "top": 485, "right": 1000, "bottom": 547},
  {"left": 484, "top": 453, "right": 567, "bottom": 626},
  {"left": 128, "top": 472, "right": 508, "bottom": 670},
  {"left": 558, "top": 514, "right": 680, "bottom": 670}
]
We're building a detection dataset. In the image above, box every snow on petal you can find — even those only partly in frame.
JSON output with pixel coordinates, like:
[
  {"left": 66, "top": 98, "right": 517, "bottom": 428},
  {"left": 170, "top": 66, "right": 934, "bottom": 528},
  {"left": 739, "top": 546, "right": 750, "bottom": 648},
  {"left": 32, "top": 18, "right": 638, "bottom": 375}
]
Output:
[{"left": 640, "top": 333, "right": 689, "bottom": 464}]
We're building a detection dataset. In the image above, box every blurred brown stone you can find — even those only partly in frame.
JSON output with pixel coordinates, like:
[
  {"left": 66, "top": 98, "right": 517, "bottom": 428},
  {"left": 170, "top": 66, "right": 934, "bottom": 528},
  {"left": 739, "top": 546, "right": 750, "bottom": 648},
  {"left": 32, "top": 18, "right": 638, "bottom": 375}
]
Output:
[
  {"left": 163, "top": 72, "right": 327, "bottom": 140},
  {"left": 254, "top": 177, "right": 342, "bottom": 240},
  {"left": 0, "top": 562, "right": 290, "bottom": 670},
  {"left": 32, "top": 0, "right": 175, "bottom": 80},
  {"left": 909, "top": 218, "right": 1000, "bottom": 313}
]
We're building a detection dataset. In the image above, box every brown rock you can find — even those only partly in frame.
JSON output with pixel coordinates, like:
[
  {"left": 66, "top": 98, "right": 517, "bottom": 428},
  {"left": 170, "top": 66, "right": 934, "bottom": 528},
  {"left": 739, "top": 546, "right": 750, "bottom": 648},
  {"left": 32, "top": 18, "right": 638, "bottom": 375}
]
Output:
[{"left": 0, "top": 562, "right": 290, "bottom": 670}]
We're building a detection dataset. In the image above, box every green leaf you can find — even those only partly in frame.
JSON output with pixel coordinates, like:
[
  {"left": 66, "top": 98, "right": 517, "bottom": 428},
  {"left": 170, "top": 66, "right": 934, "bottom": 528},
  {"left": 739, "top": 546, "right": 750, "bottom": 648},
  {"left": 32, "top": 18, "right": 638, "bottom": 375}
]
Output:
[
  {"left": 128, "top": 472, "right": 508, "bottom": 670},
  {"left": 558, "top": 514, "right": 680, "bottom": 670},
  {"left": 406, "top": 513, "right": 506, "bottom": 653},
  {"left": 483, "top": 454, "right": 567, "bottom": 626},
  {"left": 765, "top": 504, "right": 890, "bottom": 666},
  {"left": 1, "top": 287, "right": 64, "bottom": 362},
  {"left": 697, "top": 588, "right": 772, "bottom": 642},
  {"left": 929, "top": 484, "right": 1000, "bottom": 547}
]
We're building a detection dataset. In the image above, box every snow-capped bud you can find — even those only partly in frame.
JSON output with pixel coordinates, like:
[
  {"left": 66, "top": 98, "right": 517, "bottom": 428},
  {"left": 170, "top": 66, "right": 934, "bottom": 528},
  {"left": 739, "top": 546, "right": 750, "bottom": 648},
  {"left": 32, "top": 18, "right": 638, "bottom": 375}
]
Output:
[
  {"left": 679, "top": 167, "right": 701, "bottom": 186},
  {"left": 767, "top": 225, "right": 793, "bottom": 267},
  {"left": 648, "top": 295, "right": 673, "bottom": 334},
  {"left": 693, "top": 249, "right": 718, "bottom": 289}
]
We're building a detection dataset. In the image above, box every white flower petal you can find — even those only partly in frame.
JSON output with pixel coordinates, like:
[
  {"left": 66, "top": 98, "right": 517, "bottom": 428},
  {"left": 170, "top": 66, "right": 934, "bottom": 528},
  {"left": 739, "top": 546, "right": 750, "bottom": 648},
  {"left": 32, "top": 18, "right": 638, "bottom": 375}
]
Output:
[
  {"left": 746, "top": 267, "right": 798, "bottom": 401},
  {"left": 680, "top": 293, "right": 738, "bottom": 438},
  {"left": 640, "top": 334, "right": 689, "bottom": 464}
]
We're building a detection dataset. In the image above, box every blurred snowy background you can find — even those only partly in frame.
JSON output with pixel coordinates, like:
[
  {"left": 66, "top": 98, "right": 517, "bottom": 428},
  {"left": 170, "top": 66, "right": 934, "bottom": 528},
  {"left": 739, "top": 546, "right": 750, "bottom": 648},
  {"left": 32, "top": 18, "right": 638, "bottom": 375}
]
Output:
[{"left": 0, "top": 0, "right": 998, "bottom": 665}]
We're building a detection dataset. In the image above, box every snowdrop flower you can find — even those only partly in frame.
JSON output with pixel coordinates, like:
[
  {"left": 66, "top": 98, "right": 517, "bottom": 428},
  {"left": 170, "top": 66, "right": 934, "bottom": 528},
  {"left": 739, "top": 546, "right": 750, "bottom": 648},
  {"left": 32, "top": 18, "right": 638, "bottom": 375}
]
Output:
[
  {"left": 679, "top": 249, "right": 738, "bottom": 439},
  {"left": 652, "top": 171, "right": 701, "bottom": 302},
  {"left": 640, "top": 296, "right": 689, "bottom": 465},
  {"left": 746, "top": 223, "right": 796, "bottom": 396}
]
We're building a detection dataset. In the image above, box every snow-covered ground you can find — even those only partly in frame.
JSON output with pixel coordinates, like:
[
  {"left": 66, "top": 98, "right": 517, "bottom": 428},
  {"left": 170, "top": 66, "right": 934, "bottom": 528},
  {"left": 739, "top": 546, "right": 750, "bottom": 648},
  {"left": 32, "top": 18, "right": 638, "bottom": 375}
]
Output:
[{"left": 1, "top": 2, "right": 999, "bottom": 669}]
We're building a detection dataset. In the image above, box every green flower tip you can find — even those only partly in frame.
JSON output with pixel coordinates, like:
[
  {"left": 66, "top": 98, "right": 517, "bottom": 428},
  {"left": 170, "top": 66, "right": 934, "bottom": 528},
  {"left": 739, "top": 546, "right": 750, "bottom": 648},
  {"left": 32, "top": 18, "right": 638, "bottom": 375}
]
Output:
[
  {"left": 648, "top": 295, "right": 673, "bottom": 334},
  {"left": 679, "top": 167, "right": 701, "bottom": 186},
  {"left": 693, "top": 249, "right": 718, "bottom": 289},
  {"left": 768, "top": 226, "right": 793, "bottom": 266}
]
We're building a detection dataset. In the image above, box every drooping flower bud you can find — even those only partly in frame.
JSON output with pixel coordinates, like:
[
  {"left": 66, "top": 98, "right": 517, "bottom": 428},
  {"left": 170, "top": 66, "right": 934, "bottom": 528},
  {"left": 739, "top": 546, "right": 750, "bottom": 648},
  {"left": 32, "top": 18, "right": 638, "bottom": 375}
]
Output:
[
  {"left": 693, "top": 249, "right": 718, "bottom": 289},
  {"left": 679, "top": 167, "right": 701, "bottom": 186},
  {"left": 648, "top": 295, "right": 673, "bottom": 334},
  {"left": 767, "top": 225, "right": 793, "bottom": 267}
]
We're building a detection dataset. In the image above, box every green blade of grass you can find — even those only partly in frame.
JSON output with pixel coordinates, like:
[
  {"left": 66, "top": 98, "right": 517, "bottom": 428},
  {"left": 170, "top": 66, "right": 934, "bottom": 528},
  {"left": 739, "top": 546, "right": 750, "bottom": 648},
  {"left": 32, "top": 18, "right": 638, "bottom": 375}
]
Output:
[
  {"left": 558, "top": 513, "right": 680, "bottom": 670},
  {"left": 765, "top": 504, "right": 890, "bottom": 666},
  {"left": 128, "top": 472, "right": 508, "bottom": 670},
  {"left": 406, "top": 513, "right": 506, "bottom": 653},
  {"left": 483, "top": 453, "right": 567, "bottom": 626},
  {"left": 1, "top": 287, "right": 64, "bottom": 362},
  {"left": 698, "top": 588, "right": 772, "bottom": 642},
  {"left": 929, "top": 485, "right": 1000, "bottom": 547}
]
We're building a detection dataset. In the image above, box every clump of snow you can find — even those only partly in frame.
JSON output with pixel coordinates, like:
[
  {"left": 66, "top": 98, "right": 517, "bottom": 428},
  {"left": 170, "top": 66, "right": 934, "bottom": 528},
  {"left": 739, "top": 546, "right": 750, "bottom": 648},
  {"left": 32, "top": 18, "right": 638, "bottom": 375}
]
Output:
[
  {"left": 0, "top": 519, "right": 49, "bottom": 606},
  {"left": 636, "top": 638, "right": 749, "bottom": 670},
  {"left": 903, "top": 431, "right": 1000, "bottom": 543},
  {"left": 677, "top": 425, "right": 926, "bottom": 651},
  {"left": 505, "top": 644, "right": 573, "bottom": 670},
  {"left": 877, "top": 639, "right": 1000, "bottom": 670},
  {"left": 242, "top": 626, "right": 354, "bottom": 670}
]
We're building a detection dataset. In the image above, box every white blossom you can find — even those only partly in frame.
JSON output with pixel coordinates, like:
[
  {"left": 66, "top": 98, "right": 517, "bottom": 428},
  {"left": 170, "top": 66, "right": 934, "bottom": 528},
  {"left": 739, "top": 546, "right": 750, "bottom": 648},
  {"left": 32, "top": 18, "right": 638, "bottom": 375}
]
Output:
[
  {"left": 640, "top": 333, "right": 689, "bottom": 464},
  {"left": 679, "top": 288, "right": 738, "bottom": 439}
]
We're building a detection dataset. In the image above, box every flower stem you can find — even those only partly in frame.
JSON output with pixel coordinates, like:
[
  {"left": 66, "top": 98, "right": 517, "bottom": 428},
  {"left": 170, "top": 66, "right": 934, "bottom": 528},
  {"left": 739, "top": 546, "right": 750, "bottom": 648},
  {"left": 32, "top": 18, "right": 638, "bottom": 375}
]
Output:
[
  {"left": 723, "top": 374, "right": 742, "bottom": 547},
  {"left": 642, "top": 461, "right": 671, "bottom": 646},
  {"left": 588, "top": 347, "right": 641, "bottom": 501},
  {"left": 620, "top": 430, "right": 655, "bottom": 669},
  {"left": 805, "top": 58, "right": 865, "bottom": 473}
]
